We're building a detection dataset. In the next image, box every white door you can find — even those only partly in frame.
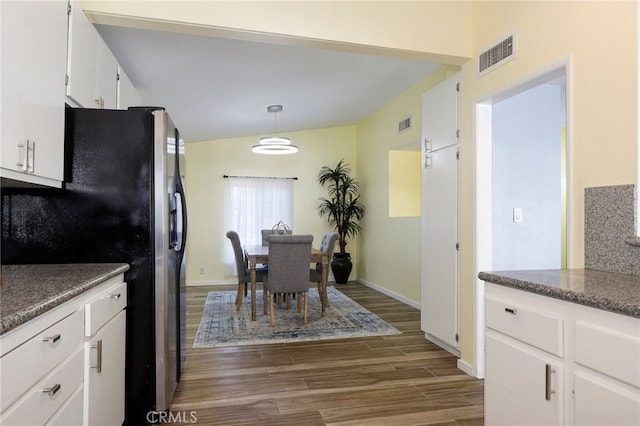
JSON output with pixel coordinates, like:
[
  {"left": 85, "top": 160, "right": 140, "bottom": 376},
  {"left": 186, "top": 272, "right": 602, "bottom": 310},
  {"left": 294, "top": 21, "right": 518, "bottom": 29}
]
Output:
[{"left": 420, "top": 73, "right": 459, "bottom": 352}]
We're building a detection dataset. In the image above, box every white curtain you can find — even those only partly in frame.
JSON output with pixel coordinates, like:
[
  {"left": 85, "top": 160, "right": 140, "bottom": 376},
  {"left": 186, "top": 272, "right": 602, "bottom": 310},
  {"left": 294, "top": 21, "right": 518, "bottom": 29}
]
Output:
[{"left": 223, "top": 177, "right": 294, "bottom": 275}]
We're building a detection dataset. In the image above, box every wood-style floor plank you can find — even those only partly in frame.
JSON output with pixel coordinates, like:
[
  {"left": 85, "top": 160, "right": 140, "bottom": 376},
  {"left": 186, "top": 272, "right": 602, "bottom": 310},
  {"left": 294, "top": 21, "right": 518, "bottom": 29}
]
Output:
[{"left": 169, "top": 282, "right": 484, "bottom": 425}]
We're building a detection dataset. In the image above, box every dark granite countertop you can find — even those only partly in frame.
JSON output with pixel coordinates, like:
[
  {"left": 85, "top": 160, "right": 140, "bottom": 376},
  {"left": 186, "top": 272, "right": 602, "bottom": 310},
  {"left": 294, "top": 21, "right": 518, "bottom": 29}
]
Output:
[
  {"left": 0, "top": 263, "right": 130, "bottom": 335},
  {"left": 479, "top": 269, "right": 640, "bottom": 318}
]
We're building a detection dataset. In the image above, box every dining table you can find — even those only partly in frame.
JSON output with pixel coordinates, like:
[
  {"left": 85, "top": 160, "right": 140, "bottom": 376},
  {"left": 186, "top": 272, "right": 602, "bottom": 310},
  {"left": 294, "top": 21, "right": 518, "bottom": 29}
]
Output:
[{"left": 244, "top": 244, "right": 329, "bottom": 321}]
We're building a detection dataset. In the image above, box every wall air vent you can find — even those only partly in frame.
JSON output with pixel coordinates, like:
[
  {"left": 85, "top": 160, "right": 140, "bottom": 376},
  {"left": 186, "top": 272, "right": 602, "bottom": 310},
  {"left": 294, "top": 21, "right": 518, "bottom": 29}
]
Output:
[
  {"left": 398, "top": 116, "right": 412, "bottom": 133},
  {"left": 478, "top": 32, "right": 516, "bottom": 77}
]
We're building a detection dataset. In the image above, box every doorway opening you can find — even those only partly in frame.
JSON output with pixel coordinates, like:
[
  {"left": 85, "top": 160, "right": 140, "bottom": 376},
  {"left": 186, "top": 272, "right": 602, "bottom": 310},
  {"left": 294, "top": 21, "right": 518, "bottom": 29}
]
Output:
[{"left": 474, "top": 62, "right": 570, "bottom": 378}]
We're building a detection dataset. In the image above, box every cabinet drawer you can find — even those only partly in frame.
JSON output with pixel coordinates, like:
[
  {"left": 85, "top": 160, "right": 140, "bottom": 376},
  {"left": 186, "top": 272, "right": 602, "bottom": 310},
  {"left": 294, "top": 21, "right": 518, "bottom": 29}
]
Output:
[
  {"left": 0, "top": 348, "right": 83, "bottom": 426},
  {"left": 0, "top": 310, "right": 83, "bottom": 412},
  {"left": 85, "top": 281, "right": 126, "bottom": 337},
  {"left": 575, "top": 321, "right": 640, "bottom": 388},
  {"left": 486, "top": 295, "right": 563, "bottom": 356},
  {"left": 45, "top": 384, "right": 83, "bottom": 426}
]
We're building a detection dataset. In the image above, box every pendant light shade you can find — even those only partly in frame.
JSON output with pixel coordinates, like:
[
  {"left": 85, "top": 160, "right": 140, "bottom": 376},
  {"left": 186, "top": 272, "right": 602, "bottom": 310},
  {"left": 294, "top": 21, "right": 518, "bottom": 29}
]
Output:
[{"left": 252, "top": 105, "right": 298, "bottom": 154}]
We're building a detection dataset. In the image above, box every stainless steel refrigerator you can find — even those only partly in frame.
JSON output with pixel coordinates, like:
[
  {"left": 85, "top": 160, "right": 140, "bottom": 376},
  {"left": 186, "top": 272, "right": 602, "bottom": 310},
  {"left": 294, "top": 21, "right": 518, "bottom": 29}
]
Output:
[{"left": 1, "top": 106, "right": 187, "bottom": 425}]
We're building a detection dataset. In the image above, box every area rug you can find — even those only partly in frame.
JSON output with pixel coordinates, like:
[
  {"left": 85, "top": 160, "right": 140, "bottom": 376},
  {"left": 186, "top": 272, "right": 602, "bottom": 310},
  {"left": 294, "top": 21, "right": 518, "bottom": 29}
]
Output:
[{"left": 193, "top": 287, "right": 401, "bottom": 348}]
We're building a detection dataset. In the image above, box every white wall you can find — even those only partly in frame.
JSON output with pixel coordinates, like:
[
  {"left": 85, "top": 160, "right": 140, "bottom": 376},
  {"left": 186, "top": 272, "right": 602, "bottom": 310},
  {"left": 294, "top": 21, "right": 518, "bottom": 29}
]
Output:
[{"left": 492, "top": 84, "right": 562, "bottom": 270}]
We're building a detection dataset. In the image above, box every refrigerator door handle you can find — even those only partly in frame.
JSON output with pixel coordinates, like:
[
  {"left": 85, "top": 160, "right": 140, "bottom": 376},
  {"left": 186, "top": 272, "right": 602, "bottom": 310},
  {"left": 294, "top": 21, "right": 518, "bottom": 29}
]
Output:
[{"left": 174, "top": 192, "right": 184, "bottom": 252}]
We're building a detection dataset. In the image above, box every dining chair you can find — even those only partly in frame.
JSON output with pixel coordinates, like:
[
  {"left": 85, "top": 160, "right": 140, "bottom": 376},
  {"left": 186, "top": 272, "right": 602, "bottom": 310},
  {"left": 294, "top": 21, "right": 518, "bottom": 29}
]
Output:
[
  {"left": 261, "top": 228, "right": 292, "bottom": 245},
  {"left": 263, "top": 234, "right": 313, "bottom": 326},
  {"left": 226, "top": 231, "right": 268, "bottom": 311},
  {"left": 310, "top": 232, "right": 339, "bottom": 307}
]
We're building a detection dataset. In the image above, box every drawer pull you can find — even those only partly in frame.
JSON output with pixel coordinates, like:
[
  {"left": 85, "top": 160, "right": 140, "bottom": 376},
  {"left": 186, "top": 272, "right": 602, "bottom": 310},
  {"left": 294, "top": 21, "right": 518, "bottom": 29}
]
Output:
[
  {"left": 41, "top": 383, "right": 61, "bottom": 396},
  {"left": 504, "top": 307, "right": 518, "bottom": 315},
  {"left": 41, "top": 334, "right": 61, "bottom": 344},
  {"left": 91, "top": 339, "right": 103, "bottom": 373},
  {"left": 108, "top": 293, "right": 122, "bottom": 299},
  {"left": 545, "top": 363, "right": 556, "bottom": 400}
]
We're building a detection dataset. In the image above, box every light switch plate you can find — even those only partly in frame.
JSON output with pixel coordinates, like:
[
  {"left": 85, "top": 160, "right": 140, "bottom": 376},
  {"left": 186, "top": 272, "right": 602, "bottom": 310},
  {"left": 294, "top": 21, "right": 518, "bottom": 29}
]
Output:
[{"left": 513, "top": 207, "right": 523, "bottom": 223}]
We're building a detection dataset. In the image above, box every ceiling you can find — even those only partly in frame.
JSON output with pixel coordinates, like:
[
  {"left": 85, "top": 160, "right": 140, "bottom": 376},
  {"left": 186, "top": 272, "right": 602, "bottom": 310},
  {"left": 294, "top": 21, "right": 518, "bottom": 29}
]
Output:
[{"left": 95, "top": 24, "right": 442, "bottom": 143}]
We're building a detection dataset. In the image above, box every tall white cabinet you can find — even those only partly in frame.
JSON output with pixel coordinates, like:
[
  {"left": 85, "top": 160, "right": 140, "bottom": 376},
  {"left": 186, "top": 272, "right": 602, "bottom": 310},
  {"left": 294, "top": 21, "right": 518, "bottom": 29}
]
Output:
[{"left": 420, "top": 73, "right": 460, "bottom": 354}]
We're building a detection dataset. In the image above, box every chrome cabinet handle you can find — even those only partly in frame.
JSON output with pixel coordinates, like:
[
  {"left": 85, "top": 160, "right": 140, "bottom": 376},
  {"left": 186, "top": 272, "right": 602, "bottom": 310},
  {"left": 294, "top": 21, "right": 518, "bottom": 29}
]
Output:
[
  {"left": 91, "top": 339, "right": 103, "bottom": 373},
  {"left": 108, "top": 293, "right": 121, "bottom": 299},
  {"left": 26, "top": 140, "right": 35, "bottom": 173},
  {"left": 42, "top": 383, "right": 61, "bottom": 396},
  {"left": 16, "top": 140, "right": 35, "bottom": 172},
  {"left": 16, "top": 141, "right": 26, "bottom": 170},
  {"left": 41, "top": 334, "right": 61, "bottom": 344},
  {"left": 545, "top": 363, "right": 556, "bottom": 400},
  {"left": 504, "top": 307, "right": 517, "bottom": 315},
  {"left": 424, "top": 138, "right": 432, "bottom": 153}
]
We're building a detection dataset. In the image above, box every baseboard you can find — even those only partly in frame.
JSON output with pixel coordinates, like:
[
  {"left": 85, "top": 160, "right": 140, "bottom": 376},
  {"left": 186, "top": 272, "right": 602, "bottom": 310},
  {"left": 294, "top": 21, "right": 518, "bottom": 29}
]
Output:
[
  {"left": 355, "top": 278, "right": 421, "bottom": 309},
  {"left": 187, "top": 280, "right": 234, "bottom": 287},
  {"left": 456, "top": 358, "right": 477, "bottom": 378}
]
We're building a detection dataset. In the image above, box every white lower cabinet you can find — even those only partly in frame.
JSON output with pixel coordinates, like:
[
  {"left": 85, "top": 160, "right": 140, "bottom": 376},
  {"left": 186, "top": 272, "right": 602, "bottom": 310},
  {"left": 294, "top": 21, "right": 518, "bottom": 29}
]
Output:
[
  {"left": 46, "top": 385, "right": 84, "bottom": 426},
  {"left": 83, "top": 280, "right": 127, "bottom": 425},
  {"left": 485, "top": 333, "right": 563, "bottom": 425},
  {"left": 484, "top": 283, "right": 640, "bottom": 426},
  {"left": 0, "top": 275, "right": 126, "bottom": 426},
  {"left": 574, "top": 371, "right": 640, "bottom": 426},
  {"left": 83, "top": 310, "right": 126, "bottom": 425},
  {"left": 1, "top": 349, "right": 83, "bottom": 426}
]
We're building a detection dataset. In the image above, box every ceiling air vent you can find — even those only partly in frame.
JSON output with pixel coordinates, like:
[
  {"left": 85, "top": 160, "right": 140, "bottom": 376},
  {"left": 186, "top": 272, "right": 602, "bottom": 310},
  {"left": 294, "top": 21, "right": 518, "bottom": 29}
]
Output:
[
  {"left": 478, "top": 32, "right": 516, "bottom": 76},
  {"left": 398, "top": 116, "right": 412, "bottom": 133}
]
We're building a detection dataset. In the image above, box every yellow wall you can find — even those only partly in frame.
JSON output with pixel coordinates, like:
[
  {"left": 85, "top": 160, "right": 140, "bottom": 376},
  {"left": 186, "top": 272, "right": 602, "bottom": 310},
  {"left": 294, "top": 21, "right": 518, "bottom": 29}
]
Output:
[
  {"left": 388, "top": 150, "right": 421, "bottom": 218},
  {"left": 82, "top": 0, "right": 638, "bottom": 373},
  {"left": 185, "top": 126, "right": 356, "bottom": 283}
]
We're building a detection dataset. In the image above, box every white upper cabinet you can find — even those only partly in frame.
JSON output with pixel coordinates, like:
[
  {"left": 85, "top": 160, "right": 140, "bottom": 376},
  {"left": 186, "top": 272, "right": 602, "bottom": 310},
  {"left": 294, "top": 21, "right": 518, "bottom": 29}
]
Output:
[
  {"left": 117, "top": 67, "right": 141, "bottom": 109},
  {"left": 66, "top": 0, "right": 136, "bottom": 110},
  {"left": 422, "top": 75, "right": 459, "bottom": 151},
  {"left": 0, "top": 0, "right": 67, "bottom": 187},
  {"left": 96, "top": 36, "right": 119, "bottom": 109},
  {"left": 65, "top": 0, "right": 98, "bottom": 108}
]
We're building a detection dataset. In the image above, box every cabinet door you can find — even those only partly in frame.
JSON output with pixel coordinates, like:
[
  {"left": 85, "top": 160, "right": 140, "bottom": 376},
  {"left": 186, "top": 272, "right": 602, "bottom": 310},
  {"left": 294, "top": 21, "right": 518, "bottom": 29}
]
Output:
[
  {"left": 0, "top": 0, "right": 66, "bottom": 186},
  {"left": 96, "top": 37, "right": 118, "bottom": 109},
  {"left": 66, "top": 0, "right": 98, "bottom": 108},
  {"left": 422, "top": 74, "right": 459, "bottom": 151},
  {"left": 574, "top": 372, "right": 640, "bottom": 426},
  {"left": 421, "top": 143, "right": 459, "bottom": 349},
  {"left": 83, "top": 311, "right": 125, "bottom": 426},
  {"left": 485, "top": 333, "right": 563, "bottom": 425},
  {"left": 117, "top": 67, "right": 141, "bottom": 109},
  {"left": 420, "top": 73, "right": 460, "bottom": 352}
]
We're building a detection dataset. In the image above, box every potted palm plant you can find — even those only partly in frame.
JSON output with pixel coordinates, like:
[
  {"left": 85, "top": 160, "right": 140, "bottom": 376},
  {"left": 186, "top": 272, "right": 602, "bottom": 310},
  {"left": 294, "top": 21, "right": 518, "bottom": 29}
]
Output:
[{"left": 317, "top": 159, "right": 365, "bottom": 284}]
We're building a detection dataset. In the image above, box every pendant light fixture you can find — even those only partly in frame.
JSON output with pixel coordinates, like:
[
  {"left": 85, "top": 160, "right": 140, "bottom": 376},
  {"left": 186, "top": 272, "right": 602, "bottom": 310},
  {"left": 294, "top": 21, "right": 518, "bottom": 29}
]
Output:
[{"left": 252, "top": 105, "right": 298, "bottom": 154}]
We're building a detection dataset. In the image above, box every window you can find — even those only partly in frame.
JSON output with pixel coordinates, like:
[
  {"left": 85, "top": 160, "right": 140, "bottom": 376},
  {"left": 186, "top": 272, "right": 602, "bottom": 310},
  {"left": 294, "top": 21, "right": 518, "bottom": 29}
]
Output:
[{"left": 223, "top": 177, "right": 293, "bottom": 275}]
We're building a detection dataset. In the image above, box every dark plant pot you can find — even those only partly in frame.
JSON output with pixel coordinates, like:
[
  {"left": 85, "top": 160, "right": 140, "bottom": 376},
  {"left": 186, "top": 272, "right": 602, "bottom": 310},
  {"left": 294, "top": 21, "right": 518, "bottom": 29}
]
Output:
[{"left": 331, "top": 253, "right": 352, "bottom": 284}]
